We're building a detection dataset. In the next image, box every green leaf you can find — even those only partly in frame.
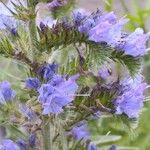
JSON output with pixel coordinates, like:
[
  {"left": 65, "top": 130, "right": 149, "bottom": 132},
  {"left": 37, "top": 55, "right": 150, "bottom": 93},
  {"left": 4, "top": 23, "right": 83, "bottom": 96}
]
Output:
[
  {"left": 6, "top": 125, "right": 26, "bottom": 139},
  {"left": 87, "top": 42, "right": 113, "bottom": 72},
  {"left": 91, "top": 135, "right": 122, "bottom": 145},
  {"left": 111, "top": 51, "right": 141, "bottom": 77},
  {"left": 0, "top": 36, "right": 14, "bottom": 56}
]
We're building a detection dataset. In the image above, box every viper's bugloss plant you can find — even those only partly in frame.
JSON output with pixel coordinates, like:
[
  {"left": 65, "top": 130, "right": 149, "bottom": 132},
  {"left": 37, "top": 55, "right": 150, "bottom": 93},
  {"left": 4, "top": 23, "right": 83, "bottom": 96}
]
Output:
[{"left": 0, "top": 0, "right": 150, "bottom": 150}]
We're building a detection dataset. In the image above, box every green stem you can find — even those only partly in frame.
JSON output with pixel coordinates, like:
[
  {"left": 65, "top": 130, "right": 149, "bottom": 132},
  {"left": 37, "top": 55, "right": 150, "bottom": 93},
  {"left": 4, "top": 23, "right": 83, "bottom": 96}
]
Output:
[
  {"left": 42, "top": 117, "right": 52, "bottom": 150},
  {"left": 27, "top": 0, "right": 38, "bottom": 62},
  {"left": 28, "top": 20, "right": 37, "bottom": 62}
]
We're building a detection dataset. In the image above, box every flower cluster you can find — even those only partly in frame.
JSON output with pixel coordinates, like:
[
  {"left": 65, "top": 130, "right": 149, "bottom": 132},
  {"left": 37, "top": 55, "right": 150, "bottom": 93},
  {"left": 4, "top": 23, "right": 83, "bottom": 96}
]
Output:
[
  {"left": 38, "top": 74, "right": 79, "bottom": 114},
  {"left": 72, "top": 10, "right": 150, "bottom": 57},
  {"left": 0, "top": 1, "right": 150, "bottom": 149},
  {"left": 25, "top": 63, "right": 79, "bottom": 115},
  {"left": 114, "top": 75, "right": 148, "bottom": 118}
]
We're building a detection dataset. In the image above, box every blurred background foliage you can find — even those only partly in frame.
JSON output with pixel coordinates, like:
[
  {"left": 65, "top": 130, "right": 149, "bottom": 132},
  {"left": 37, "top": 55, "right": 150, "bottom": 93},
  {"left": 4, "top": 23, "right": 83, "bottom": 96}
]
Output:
[{"left": 0, "top": 0, "right": 150, "bottom": 149}]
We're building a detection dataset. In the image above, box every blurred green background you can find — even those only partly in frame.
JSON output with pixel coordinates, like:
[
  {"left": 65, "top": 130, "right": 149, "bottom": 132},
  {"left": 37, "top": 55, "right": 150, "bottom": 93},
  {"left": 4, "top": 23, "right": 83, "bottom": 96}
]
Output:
[{"left": 0, "top": 0, "right": 150, "bottom": 149}]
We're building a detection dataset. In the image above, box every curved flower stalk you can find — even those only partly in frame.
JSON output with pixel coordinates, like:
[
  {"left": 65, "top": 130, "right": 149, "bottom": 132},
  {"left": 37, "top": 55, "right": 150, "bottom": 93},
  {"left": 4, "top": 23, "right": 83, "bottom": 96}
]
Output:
[{"left": 72, "top": 9, "right": 150, "bottom": 57}]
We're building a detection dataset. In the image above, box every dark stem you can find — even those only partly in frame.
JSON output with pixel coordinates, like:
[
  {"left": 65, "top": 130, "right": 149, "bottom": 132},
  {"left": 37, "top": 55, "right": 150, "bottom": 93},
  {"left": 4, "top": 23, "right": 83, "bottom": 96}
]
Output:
[{"left": 13, "top": 51, "right": 39, "bottom": 73}]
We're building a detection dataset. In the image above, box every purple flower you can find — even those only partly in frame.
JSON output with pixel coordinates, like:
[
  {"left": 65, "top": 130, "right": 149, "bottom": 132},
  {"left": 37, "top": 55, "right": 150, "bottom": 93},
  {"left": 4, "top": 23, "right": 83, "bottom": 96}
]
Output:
[
  {"left": 87, "top": 143, "right": 97, "bottom": 150},
  {"left": 74, "top": 10, "right": 150, "bottom": 56},
  {"left": 11, "top": 27, "right": 18, "bottom": 36},
  {"left": 16, "top": 139, "right": 27, "bottom": 150},
  {"left": 20, "top": 104, "right": 37, "bottom": 121},
  {"left": 92, "top": 111, "right": 101, "bottom": 119},
  {"left": 38, "top": 16, "right": 57, "bottom": 29},
  {"left": 98, "top": 65, "right": 111, "bottom": 80},
  {"left": 119, "top": 28, "right": 150, "bottom": 57},
  {"left": 0, "top": 14, "right": 17, "bottom": 34},
  {"left": 79, "top": 18, "right": 95, "bottom": 34},
  {"left": 0, "top": 81, "right": 16, "bottom": 104},
  {"left": 29, "top": 133, "right": 36, "bottom": 148},
  {"left": 47, "top": 0, "right": 67, "bottom": 8},
  {"left": 25, "top": 78, "right": 40, "bottom": 90},
  {"left": 71, "top": 123, "right": 90, "bottom": 141},
  {"left": 95, "top": 11, "right": 117, "bottom": 24},
  {"left": 109, "top": 145, "right": 117, "bottom": 150},
  {"left": 89, "top": 17, "right": 128, "bottom": 47},
  {"left": 75, "top": 11, "right": 129, "bottom": 47},
  {"left": 72, "top": 9, "right": 89, "bottom": 26},
  {"left": 39, "top": 63, "right": 58, "bottom": 80},
  {"left": 114, "top": 75, "right": 148, "bottom": 118},
  {"left": 38, "top": 74, "right": 79, "bottom": 114},
  {"left": 1, "top": 139, "right": 19, "bottom": 150}
]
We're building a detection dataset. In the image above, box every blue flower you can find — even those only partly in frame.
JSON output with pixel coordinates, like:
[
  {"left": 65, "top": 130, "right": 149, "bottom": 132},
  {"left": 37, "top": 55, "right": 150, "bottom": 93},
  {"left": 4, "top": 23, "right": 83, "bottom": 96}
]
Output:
[
  {"left": 93, "top": 111, "right": 101, "bottom": 119},
  {"left": 71, "top": 123, "right": 90, "bottom": 141},
  {"left": 25, "top": 78, "right": 40, "bottom": 90},
  {"left": 76, "top": 11, "right": 127, "bottom": 47},
  {"left": 75, "top": 10, "right": 150, "bottom": 56},
  {"left": 48, "top": 0, "right": 67, "bottom": 8},
  {"left": 1, "top": 139, "right": 19, "bottom": 150},
  {"left": 0, "top": 14, "right": 17, "bottom": 34},
  {"left": 87, "top": 143, "right": 97, "bottom": 150},
  {"left": 38, "top": 16, "right": 57, "bottom": 29},
  {"left": 20, "top": 104, "right": 37, "bottom": 121},
  {"left": 89, "top": 16, "right": 128, "bottom": 47},
  {"left": 38, "top": 74, "right": 79, "bottom": 114},
  {"left": 39, "top": 63, "right": 58, "bottom": 80},
  {"left": 29, "top": 133, "right": 36, "bottom": 148},
  {"left": 0, "top": 81, "right": 16, "bottom": 104},
  {"left": 119, "top": 28, "right": 150, "bottom": 57},
  {"left": 79, "top": 18, "right": 95, "bottom": 34},
  {"left": 114, "top": 75, "right": 148, "bottom": 118},
  {"left": 109, "top": 145, "right": 117, "bottom": 150},
  {"left": 72, "top": 9, "right": 89, "bottom": 26},
  {"left": 98, "top": 65, "right": 111, "bottom": 80},
  {"left": 16, "top": 139, "right": 27, "bottom": 150}
]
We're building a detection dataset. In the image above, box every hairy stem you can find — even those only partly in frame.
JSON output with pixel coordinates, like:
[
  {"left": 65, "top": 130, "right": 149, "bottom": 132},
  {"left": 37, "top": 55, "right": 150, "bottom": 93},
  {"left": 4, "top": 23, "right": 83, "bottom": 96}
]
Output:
[
  {"left": 42, "top": 117, "right": 51, "bottom": 150},
  {"left": 27, "top": 0, "right": 38, "bottom": 62}
]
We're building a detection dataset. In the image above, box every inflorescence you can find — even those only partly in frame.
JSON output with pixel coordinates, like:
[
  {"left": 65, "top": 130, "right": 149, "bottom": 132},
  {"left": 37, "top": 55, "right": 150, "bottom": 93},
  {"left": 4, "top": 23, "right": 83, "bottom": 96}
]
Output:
[{"left": 0, "top": 0, "right": 150, "bottom": 149}]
